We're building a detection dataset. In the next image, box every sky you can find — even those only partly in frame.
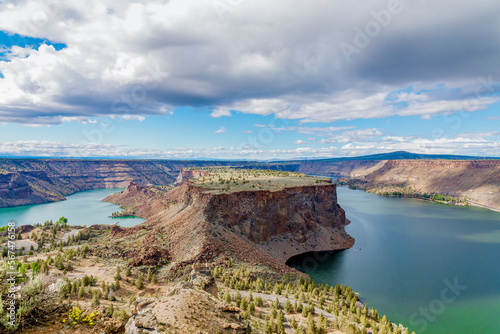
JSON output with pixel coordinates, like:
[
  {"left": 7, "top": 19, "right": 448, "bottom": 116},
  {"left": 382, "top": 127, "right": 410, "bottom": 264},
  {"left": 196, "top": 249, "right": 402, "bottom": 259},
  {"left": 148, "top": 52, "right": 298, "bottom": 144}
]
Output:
[{"left": 0, "top": 0, "right": 499, "bottom": 160}]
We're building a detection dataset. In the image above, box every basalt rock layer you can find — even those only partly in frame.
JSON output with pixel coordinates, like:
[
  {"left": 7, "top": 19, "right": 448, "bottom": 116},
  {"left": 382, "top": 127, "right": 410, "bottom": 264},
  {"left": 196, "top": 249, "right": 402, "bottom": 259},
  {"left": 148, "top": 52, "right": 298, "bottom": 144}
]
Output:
[
  {"left": 352, "top": 160, "right": 500, "bottom": 211},
  {"left": 104, "top": 181, "right": 354, "bottom": 274},
  {"left": 0, "top": 159, "right": 242, "bottom": 208}
]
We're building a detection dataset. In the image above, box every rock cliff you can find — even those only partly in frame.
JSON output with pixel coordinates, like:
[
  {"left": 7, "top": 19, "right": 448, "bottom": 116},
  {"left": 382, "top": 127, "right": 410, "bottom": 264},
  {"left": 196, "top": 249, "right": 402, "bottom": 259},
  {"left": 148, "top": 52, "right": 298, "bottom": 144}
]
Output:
[
  {"left": 0, "top": 159, "right": 242, "bottom": 208},
  {"left": 104, "top": 180, "right": 354, "bottom": 274},
  {"left": 0, "top": 171, "right": 65, "bottom": 207},
  {"left": 174, "top": 169, "right": 210, "bottom": 186},
  {"left": 348, "top": 159, "right": 500, "bottom": 211}
]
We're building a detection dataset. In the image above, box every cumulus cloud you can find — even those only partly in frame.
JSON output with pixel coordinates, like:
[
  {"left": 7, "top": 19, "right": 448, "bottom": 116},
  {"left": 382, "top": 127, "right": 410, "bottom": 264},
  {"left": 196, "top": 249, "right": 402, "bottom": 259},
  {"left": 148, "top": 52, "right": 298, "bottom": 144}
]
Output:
[
  {"left": 214, "top": 126, "right": 226, "bottom": 133},
  {"left": 338, "top": 135, "right": 500, "bottom": 157},
  {"left": 0, "top": 0, "right": 498, "bottom": 125},
  {"left": 293, "top": 140, "right": 306, "bottom": 145},
  {"left": 1, "top": 136, "right": 499, "bottom": 160},
  {"left": 210, "top": 109, "right": 232, "bottom": 118}
]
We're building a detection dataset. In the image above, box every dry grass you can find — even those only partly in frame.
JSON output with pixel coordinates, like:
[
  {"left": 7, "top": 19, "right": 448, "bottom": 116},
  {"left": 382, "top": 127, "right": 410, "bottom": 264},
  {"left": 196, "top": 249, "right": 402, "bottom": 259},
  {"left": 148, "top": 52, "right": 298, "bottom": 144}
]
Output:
[{"left": 191, "top": 167, "right": 331, "bottom": 194}]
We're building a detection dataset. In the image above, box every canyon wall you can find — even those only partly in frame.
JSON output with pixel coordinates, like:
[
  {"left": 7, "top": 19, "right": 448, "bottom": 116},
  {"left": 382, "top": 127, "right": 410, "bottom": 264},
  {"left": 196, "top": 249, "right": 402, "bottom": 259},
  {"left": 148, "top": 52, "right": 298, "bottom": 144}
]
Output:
[
  {"left": 1, "top": 157, "right": 499, "bottom": 212},
  {"left": 0, "top": 159, "right": 240, "bottom": 208},
  {"left": 353, "top": 159, "right": 500, "bottom": 211}
]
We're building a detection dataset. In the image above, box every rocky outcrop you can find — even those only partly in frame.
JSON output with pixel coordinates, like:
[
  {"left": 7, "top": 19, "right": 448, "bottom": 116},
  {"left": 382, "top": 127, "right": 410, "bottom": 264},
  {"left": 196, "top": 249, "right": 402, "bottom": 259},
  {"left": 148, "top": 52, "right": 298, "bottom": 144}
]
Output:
[
  {"left": 125, "top": 266, "right": 246, "bottom": 334},
  {"left": 189, "top": 263, "right": 218, "bottom": 298},
  {"left": 0, "top": 224, "right": 33, "bottom": 237},
  {"left": 174, "top": 169, "right": 210, "bottom": 186},
  {"left": 105, "top": 180, "right": 354, "bottom": 274}
]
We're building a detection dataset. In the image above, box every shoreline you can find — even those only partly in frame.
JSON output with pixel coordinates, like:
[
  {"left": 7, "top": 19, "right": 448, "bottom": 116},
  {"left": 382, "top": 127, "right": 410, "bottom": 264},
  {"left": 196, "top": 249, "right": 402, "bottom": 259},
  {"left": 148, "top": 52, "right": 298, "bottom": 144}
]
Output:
[
  {"left": 338, "top": 185, "right": 500, "bottom": 214},
  {"left": 468, "top": 200, "right": 500, "bottom": 213}
]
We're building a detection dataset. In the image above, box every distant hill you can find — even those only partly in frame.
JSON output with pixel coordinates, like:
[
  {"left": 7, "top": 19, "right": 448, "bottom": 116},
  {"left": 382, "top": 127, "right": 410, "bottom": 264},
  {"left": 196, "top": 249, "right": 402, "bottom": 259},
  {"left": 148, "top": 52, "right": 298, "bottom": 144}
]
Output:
[{"left": 272, "top": 151, "right": 500, "bottom": 163}]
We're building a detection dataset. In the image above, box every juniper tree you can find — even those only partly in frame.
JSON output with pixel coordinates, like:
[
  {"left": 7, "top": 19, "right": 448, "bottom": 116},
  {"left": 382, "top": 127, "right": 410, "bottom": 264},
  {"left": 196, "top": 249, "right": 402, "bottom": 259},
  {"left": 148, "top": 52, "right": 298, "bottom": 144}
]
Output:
[
  {"left": 115, "top": 266, "right": 122, "bottom": 281},
  {"left": 284, "top": 299, "right": 293, "bottom": 313},
  {"left": 78, "top": 286, "right": 85, "bottom": 299},
  {"left": 91, "top": 290, "right": 100, "bottom": 307},
  {"left": 135, "top": 274, "right": 144, "bottom": 289}
]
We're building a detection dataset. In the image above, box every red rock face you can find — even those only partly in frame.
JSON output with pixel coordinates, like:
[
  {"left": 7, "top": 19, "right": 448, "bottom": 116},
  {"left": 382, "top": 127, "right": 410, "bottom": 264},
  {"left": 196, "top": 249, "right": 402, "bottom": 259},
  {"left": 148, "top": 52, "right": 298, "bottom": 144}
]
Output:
[
  {"left": 174, "top": 169, "right": 211, "bottom": 186},
  {"left": 105, "top": 181, "right": 354, "bottom": 273},
  {"left": 202, "top": 184, "right": 346, "bottom": 243},
  {"left": 0, "top": 172, "right": 64, "bottom": 207}
]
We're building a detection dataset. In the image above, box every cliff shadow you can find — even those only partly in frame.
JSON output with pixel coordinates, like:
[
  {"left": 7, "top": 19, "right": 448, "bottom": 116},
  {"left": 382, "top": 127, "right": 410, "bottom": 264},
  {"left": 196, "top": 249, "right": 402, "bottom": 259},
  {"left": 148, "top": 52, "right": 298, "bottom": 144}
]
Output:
[{"left": 285, "top": 249, "right": 347, "bottom": 272}]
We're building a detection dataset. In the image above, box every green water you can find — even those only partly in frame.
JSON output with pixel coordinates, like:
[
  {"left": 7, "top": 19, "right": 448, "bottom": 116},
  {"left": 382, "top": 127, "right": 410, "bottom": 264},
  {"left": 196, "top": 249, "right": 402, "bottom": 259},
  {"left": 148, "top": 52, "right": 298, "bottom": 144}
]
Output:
[
  {"left": 0, "top": 188, "right": 144, "bottom": 228},
  {"left": 288, "top": 187, "right": 500, "bottom": 334}
]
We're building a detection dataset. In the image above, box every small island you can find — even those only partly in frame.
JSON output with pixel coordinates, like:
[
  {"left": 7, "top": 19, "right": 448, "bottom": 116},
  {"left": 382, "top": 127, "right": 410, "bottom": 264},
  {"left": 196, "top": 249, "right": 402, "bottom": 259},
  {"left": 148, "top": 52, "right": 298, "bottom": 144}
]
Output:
[{"left": 110, "top": 206, "right": 137, "bottom": 218}]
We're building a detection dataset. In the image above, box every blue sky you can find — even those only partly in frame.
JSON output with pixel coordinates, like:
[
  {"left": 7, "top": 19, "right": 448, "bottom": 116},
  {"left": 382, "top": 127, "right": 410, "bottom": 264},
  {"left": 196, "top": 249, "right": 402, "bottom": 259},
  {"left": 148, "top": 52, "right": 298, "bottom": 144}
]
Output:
[
  {"left": 0, "top": 31, "right": 65, "bottom": 61},
  {"left": 0, "top": 0, "right": 499, "bottom": 160}
]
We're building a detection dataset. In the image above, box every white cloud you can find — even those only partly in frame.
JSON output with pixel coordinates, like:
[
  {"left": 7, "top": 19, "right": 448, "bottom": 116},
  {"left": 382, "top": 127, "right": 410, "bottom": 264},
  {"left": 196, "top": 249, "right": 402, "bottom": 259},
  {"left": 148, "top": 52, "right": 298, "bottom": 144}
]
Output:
[
  {"left": 210, "top": 109, "right": 232, "bottom": 118},
  {"left": 214, "top": 126, "right": 226, "bottom": 133},
  {"left": 293, "top": 140, "right": 306, "bottom": 145},
  {"left": 0, "top": 0, "right": 498, "bottom": 125},
  {"left": 120, "top": 115, "right": 146, "bottom": 121},
  {"left": 456, "top": 131, "right": 500, "bottom": 138},
  {"left": 337, "top": 135, "right": 500, "bottom": 157},
  {"left": 319, "top": 128, "right": 383, "bottom": 143},
  {"left": 1, "top": 137, "right": 499, "bottom": 160},
  {"left": 268, "top": 125, "right": 356, "bottom": 135}
]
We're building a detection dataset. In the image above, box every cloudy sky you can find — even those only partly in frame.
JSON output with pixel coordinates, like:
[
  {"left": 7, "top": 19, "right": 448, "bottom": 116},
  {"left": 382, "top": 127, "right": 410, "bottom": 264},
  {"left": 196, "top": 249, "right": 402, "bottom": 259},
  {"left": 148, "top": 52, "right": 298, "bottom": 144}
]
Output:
[{"left": 0, "top": 0, "right": 499, "bottom": 159}]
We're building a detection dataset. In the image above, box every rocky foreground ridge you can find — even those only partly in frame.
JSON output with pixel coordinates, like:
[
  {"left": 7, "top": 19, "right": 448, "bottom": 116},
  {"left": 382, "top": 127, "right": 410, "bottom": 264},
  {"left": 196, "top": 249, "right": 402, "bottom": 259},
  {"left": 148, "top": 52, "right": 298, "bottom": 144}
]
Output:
[{"left": 104, "top": 176, "right": 354, "bottom": 274}]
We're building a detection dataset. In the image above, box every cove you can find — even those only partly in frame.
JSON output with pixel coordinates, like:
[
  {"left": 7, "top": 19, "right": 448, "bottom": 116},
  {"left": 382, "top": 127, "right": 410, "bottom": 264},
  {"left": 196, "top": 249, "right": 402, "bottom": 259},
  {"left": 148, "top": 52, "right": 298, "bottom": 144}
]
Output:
[
  {"left": 0, "top": 188, "right": 144, "bottom": 228},
  {"left": 288, "top": 186, "right": 500, "bottom": 334}
]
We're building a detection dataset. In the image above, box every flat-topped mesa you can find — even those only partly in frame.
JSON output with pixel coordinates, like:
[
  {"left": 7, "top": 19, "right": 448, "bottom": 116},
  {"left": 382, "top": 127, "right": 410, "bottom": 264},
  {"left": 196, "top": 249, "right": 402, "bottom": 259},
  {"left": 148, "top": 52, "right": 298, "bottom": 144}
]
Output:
[
  {"left": 197, "top": 182, "right": 353, "bottom": 264},
  {"left": 106, "top": 170, "right": 354, "bottom": 273},
  {"left": 174, "top": 169, "right": 211, "bottom": 186}
]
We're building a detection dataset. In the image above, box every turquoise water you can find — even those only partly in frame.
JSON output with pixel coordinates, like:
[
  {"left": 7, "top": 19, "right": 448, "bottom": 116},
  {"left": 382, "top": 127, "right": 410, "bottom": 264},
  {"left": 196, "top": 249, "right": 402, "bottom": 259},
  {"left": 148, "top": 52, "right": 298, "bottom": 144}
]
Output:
[
  {"left": 0, "top": 189, "right": 144, "bottom": 228},
  {"left": 288, "top": 187, "right": 500, "bottom": 334}
]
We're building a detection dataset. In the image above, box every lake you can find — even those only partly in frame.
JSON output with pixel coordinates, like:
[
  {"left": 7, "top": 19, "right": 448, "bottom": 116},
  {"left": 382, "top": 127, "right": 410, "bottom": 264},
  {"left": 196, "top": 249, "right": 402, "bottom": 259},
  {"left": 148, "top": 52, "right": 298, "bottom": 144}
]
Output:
[
  {"left": 0, "top": 188, "right": 144, "bottom": 228},
  {"left": 288, "top": 187, "right": 500, "bottom": 333}
]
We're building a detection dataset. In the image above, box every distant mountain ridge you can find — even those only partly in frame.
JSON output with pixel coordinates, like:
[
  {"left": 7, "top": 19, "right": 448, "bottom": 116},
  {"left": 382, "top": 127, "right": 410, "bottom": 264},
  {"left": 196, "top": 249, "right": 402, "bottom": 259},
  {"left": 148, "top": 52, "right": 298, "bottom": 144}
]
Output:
[
  {"left": 271, "top": 151, "right": 500, "bottom": 163},
  {"left": 1, "top": 150, "right": 498, "bottom": 162}
]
